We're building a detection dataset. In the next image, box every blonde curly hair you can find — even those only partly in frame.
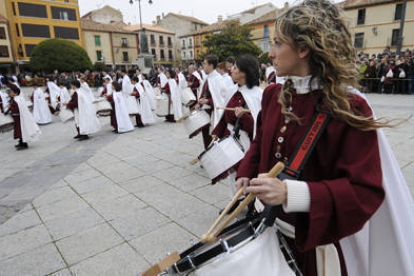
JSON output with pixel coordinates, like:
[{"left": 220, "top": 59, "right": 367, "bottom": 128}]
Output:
[{"left": 276, "top": 0, "right": 391, "bottom": 130}]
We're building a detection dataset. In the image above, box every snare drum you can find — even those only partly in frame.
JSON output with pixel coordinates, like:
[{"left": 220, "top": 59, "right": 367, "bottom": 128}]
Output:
[
  {"left": 180, "top": 88, "right": 196, "bottom": 107},
  {"left": 95, "top": 99, "right": 112, "bottom": 117},
  {"left": 155, "top": 94, "right": 169, "bottom": 117},
  {"left": 161, "top": 212, "right": 295, "bottom": 276},
  {"left": 199, "top": 136, "right": 245, "bottom": 182},
  {"left": 58, "top": 108, "right": 74, "bottom": 123},
  {"left": 182, "top": 109, "right": 210, "bottom": 138},
  {"left": 0, "top": 113, "right": 14, "bottom": 132}
]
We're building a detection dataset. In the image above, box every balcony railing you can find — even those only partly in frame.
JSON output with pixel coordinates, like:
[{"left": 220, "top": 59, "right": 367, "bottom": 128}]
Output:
[
  {"left": 121, "top": 43, "right": 128, "bottom": 48},
  {"left": 150, "top": 41, "right": 156, "bottom": 46}
]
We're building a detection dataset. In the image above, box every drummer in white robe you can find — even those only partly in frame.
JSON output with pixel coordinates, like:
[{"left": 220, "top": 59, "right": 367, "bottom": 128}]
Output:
[
  {"left": 163, "top": 70, "right": 182, "bottom": 122},
  {"left": 8, "top": 86, "right": 41, "bottom": 150},
  {"left": 217, "top": 62, "right": 237, "bottom": 100},
  {"left": 46, "top": 78, "right": 60, "bottom": 113},
  {"left": 131, "top": 76, "right": 155, "bottom": 127},
  {"left": 141, "top": 74, "right": 156, "bottom": 111},
  {"left": 121, "top": 70, "right": 140, "bottom": 116},
  {"left": 156, "top": 67, "right": 168, "bottom": 90},
  {"left": 58, "top": 81, "right": 71, "bottom": 109},
  {"left": 107, "top": 81, "right": 134, "bottom": 134},
  {"left": 64, "top": 80, "right": 101, "bottom": 141},
  {"left": 30, "top": 83, "right": 53, "bottom": 125}
]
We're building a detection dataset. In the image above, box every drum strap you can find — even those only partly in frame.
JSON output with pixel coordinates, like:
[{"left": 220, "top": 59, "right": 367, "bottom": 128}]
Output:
[{"left": 281, "top": 104, "right": 331, "bottom": 180}]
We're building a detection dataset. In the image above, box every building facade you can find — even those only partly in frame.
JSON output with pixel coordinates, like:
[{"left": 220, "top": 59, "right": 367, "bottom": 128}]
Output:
[
  {"left": 124, "top": 23, "right": 175, "bottom": 68},
  {"left": 81, "top": 5, "right": 122, "bottom": 25},
  {"left": 247, "top": 11, "right": 276, "bottom": 54},
  {"left": 341, "top": 0, "right": 414, "bottom": 55},
  {"left": 81, "top": 19, "right": 138, "bottom": 70},
  {"left": 2, "top": 0, "right": 83, "bottom": 70},
  {"left": 156, "top": 13, "right": 207, "bottom": 66},
  {"left": 0, "top": 13, "right": 14, "bottom": 74}
]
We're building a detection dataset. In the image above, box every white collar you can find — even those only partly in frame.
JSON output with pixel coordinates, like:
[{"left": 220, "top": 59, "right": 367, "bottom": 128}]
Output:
[{"left": 289, "top": 75, "right": 321, "bottom": 94}]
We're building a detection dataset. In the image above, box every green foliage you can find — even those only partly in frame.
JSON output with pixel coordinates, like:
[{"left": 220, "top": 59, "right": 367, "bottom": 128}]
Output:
[
  {"left": 201, "top": 23, "right": 262, "bottom": 61},
  {"left": 94, "top": 61, "right": 106, "bottom": 72},
  {"left": 29, "top": 39, "right": 93, "bottom": 73},
  {"left": 259, "top": 52, "right": 272, "bottom": 65}
]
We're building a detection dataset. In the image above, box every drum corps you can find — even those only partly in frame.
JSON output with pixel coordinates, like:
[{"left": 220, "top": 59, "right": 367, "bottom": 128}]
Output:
[{"left": 0, "top": 0, "right": 413, "bottom": 275}]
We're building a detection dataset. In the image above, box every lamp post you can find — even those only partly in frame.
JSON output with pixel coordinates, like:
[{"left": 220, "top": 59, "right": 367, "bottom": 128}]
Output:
[{"left": 129, "top": 0, "right": 154, "bottom": 73}]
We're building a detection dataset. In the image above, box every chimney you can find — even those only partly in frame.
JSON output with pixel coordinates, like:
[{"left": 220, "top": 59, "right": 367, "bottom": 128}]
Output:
[
  {"left": 218, "top": 15, "right": 223, "bottom": 22},
  {"left": 156, "top": 15, "right": 161, "bottom": 24}
]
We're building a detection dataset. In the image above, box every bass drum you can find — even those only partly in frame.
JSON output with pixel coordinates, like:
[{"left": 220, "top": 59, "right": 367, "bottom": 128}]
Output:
[
  {"left": 58, "top": 108, "right": 74, "bottom": 123},
  {"left": 182, "top": 109, "right": 210, "bottom": 138},
  {"left": 0, "top": 113, "right": 14, "bottom": 132},
  {"left": 95, "top": 99, "right": 112, "bottom": 117},
  {"left": 155, "top": 94, "right": 169, "bottom": 117}
]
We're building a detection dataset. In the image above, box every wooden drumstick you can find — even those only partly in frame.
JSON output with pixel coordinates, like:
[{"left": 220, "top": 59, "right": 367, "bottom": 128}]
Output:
[
  {"left": 189, "top": 136, "right": 218, "bottom": 165},
  {"left": 176, "top": 114, "right": 189, "bottom": 123},
  {"left": 216, "top": 106, "right": 251, "bottom": 113},
  {"left": 201, "top": 162, "right": 285, "bottom": 244}
]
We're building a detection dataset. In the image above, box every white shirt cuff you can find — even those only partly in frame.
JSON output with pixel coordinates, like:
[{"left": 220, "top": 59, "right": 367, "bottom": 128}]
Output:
[{"left": 282, "top": 179, "right": 310, "bottom": 213}]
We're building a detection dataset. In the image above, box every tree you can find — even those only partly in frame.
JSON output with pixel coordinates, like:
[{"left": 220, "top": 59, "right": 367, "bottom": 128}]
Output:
[
  {"left": 259, "top": 52, "right": 272, "bottom": 65},
  {"left": 30, "top": 39, "right": 93, "bottom": 73},
  {"left": 201, "top": 23, "right": 262, "bottom": 61}
]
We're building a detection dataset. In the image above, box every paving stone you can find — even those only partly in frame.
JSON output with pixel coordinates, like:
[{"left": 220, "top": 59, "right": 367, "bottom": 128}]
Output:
[
  {"left": 56, "top": 223, "right": 123, "bottom": 266},
  {"left": 49, "top": 269, "right": 72, "bottom": 276},
  {"left": 169, "top": 173, "right": 211, "bottom": 192},
  {"left": 82, "top": 185, "right": 129, "bottom": 204},
  {"left": 90, "top": 194, "right": 147, "bottom": 221},
  {"left": 0, "top": 243, "right": 66, "bottom": 276},
  {"left": 0, "top": 209, "right": 41, "bottom": 237},
  {"left": 189, "top": 183, "right": 230, "bottom": 205},
  {"left": 44, "top": 207, "right": 104, "bottom": 241},
  {"left": 0, "top": 224, "right": 52, "bottom": 261},
  {"left": 130, "top": 223, "right": 197, "bottom": 264},
  {"left": 33, "top": 186, "right": 79, "bottom": 208},
  {"left": 176, "top": 205, "right": 220, "bottom": 238},
  {"left": 119, "top": 175, "right": 165, "bottom": 194},
  {"left": 69, "top": 175, "right": 114, "bottom": 195},
  {"left": 103, "top": 167, "right": 146, "bottom": 183},
  {"left": 109, "top": 207, "right": 170, "bottom": 240},
  {"left": 155, "top": 166, "right": 194, "bottom": 183},
  {"left": 36, "top": 196, "right": 89, "bottom": 222},
  {"left": 136, "top": 160, "right": 175, "bottom": 174},
  {"left": 64, "top": 169, "right": 102, "bottom": 185},
  {"left": 70, "top": 243, "right": 148, "bottom": 276}
]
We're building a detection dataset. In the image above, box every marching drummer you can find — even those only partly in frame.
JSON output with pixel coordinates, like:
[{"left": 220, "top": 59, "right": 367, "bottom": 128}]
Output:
[
  {"left": 131, "top": 76, "right": 155, "bottom": 127},
  {"left": 187, "top": 65, "right": 202, "bottom": 109},
  {"left": 156, "top": 67, "right": 168, "bottom": 91},
  {"left": 163, "top": 70, "right": 182, "bottom": 123},
  {"left": 212, "top": 55, "right": 263, "bottom": 191},
  {"left": 193, "top": 54, "right": 227, "bottom": 149},
  {"left": 108, "top": 81, "right": 134, "bottom": 134},
  {"left": 234, "top": 0, "right": 414, "bottom": 274}
]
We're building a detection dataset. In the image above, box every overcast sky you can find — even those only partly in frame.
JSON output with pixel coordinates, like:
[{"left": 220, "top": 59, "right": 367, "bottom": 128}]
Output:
[{"left": 78, "top": 0, "right": 304, "bottom": 25}]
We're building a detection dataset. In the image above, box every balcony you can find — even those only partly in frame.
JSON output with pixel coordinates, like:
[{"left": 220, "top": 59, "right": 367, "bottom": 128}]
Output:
[
  {"left": 182, "top": 45, "right": 185, "bottom": 49},
  {"left": 168, "top": 43, "right": 173, "bottom": 48},
  {"left": 121, "top": 43, "right": 128, "bottom": 48},
  {"left": 188, "top": 45, "right": 193, "bottom": 49},
  {"left": 159, "top": 42, "right": 164, "bottom": 47},
  {"left": 150, "top": 41, "right": 156, "bottom": 46}
]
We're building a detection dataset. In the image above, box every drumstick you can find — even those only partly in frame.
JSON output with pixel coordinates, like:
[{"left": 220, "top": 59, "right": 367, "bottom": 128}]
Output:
[
  {"left": 189, "top": 136, "right": 218, "bottom": 165},
  {"left": 216, "top": 106, "right": 251, "bottom": 113},
  {"left": 176, "top": 114, "right": 189, "bottom": 123},
  {"left": 201, "top": 162, "right": 285, "bottom": 244}
]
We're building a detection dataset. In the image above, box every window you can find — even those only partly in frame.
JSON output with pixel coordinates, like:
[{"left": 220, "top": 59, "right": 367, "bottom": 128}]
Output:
[
  {"left": 24, "top": 44, "right": 37, "bottom": 57},
  {"left": 12, "top": 2, "right": 16, "bottom": 16},
  {"left": 151, "top": 48, "right": 156, "bottom": 59},
  {"left": 159, "top": 36, "right": 164, "bottom": 46},
  {"left": 190, "top": 50, "right": 193, "bottom": 58},
  {"left": 18, "top": 44, "right": 23, "bottom": 57},
  {"left": 121, "top": 38, "right": 128, "bottom": 47},
  {"left": 96, "top": 50, "right": 102, "bottom": 61},
  {"left": 391, "top": 29, "right": 400, "bottom": 46},
  {"left": 51, "top": 7, "right": 77, "bottom": 21},
  {"left": 54, "top": 27, "right": 79, "bottom": 40},
  {"left": 168, "top": 50, "right": 173, "bottom": 60},
  {"left": 354, "top": 32, "right": 364, "bottom": 48},
  {"left": 95, "top": 36, "right": 101, "bottom": 47},
  {"left": 18, "top": 3, "right": 47, "bottom": 18},
  {"left": 21, "top": 24, "right": 50, "bottom": 38},
  {"left": 123, "top": 51, "right": 129, "bottom": 62},
  {"left": 264, "top": 25, "right": 269, "bottom": 38},
  {"left": 357, "top": 9, "right": 366, "bottom": 25},
  {"left": 182, "top": 39, "right": 185, "bottom": 49},
  {"left": 15, "top": 24, "right": 20, "bottom": 37},
  {"left": 150, "top": 34, "right": 155, "bottom": 45},
  {"left": 183, "top": 51, "right": 186, "bottom": 58},
  {"left": 0, "top": 46, "right": 9, "bottom": 58},
  {"left": 0, "top": 28, "right": 6, "bottom": 39},
  {"left": 160, "top": 49, "right": 165, "bottom": 59},
  {"left": 395, "top": 4, "right": 403, "bottom": 20},
  {"left": 168, "top": 37, "right": 172, "bottom": 46},
  {"left": 189, "top": 39, "right": 192, "bottom": 47}
]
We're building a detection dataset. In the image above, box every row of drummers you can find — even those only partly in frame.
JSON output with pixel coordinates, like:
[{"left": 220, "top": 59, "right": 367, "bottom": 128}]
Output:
[{"left": 142, "top": 54, "right": 296, "bottom": 276}]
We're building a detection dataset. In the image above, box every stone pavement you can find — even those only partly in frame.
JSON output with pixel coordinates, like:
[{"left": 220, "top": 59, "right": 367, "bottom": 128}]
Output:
[{"left": 0, "top": 91, "right": 413, "bottom": 276}]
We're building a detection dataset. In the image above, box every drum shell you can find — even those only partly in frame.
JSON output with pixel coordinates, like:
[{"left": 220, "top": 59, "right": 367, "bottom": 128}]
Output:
[
  {"left": 95, "top": 100, "right": 112, "bottom": 117},
  {"left": 0, "top": 113, "right": 14, "bottom": 132},
  {"left": 183, "top": 110, "right": 210, "bottom": 137},
  {"left": 156, "top": 94, "right": 169, "bottom": 117},
  {"left": 180, "top": 88, "right": 196, "bottom": 106},
  {"left": 58, "top": 108, "right": 74, "bottom": 123},
  {"left": 200, "top": 136, "right": 245, "bottom": 180}
]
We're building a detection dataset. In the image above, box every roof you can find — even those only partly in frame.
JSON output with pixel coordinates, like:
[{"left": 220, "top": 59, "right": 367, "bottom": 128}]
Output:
[
  {"left": 81, "top": 5, "right": 122, "bottom": 19},
  {"left": 339, "top": 0, "right": 397, "bottom": 9},
  {"left": 180, "top": 19, "right": 237, "bottom": 38},
  {"left": 0, "top": 13, "right": 8, "bottom": 23},
  {"left": 236, "top": 2, "right": 273, "bottom": 16},
  {"left": 81, "top": 19, "right": 134, "bottom": 34},
  {"left": 246, "top": 10, "right": 276, "bottom": 25},
  {"left": 123, "top": 23, "right": 175, "bottom": 35},
  {"left": 166, "top": 13, "right": 208, "bottom": 26}
]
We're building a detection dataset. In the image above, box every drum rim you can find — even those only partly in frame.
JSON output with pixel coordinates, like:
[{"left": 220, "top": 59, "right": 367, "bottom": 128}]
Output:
[
  {"left": 198, "top": 135, "right": 244, "bottom": 160},
  {"left": 170, "top": 214, "right": 264, "bottom": 274}
]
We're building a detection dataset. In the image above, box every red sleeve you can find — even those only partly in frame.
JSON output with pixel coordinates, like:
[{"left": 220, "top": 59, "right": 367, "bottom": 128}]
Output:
[
  {"left": 106, "top": 94, "right": 113, "bottom": 102},
  {"left": 239, "top": 113, "right": 254, "bottom": 138},
  {"left": 66, "top": 92, "right": 78, "bottom": 110},
  {"left": 100, "top": 87, "right": 107, "bottom": 97},
  {"left": 30, "top": 92, "right": 34, "bottom": 102},
  {"left": 296, "top": 96, "right": 384, "bottom": 251},
  {"left": 133, "top": 87, "right": 140, "bottom": 98},
  {"left": 212, "top": 116, "right": 227, "bottom": 138},
  {"left": 164, "top": 83, "right": 170, "bottom": 95},
  {"left": 236, "top": 85, "right": 278, "bottom": 179},
  {"left": 10, "top": 99, "right": 19, "bottom": 113}
]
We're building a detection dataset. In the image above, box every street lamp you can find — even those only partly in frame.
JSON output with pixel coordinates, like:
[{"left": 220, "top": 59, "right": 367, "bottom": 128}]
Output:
[{"left": 129, "top": 0, "right": 153, "bottom": 30}]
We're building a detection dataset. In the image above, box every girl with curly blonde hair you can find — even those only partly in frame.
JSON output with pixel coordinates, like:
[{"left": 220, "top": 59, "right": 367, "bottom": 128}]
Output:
[{"left": 236, "top": 0, "right": 414, "bottom": 275}]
